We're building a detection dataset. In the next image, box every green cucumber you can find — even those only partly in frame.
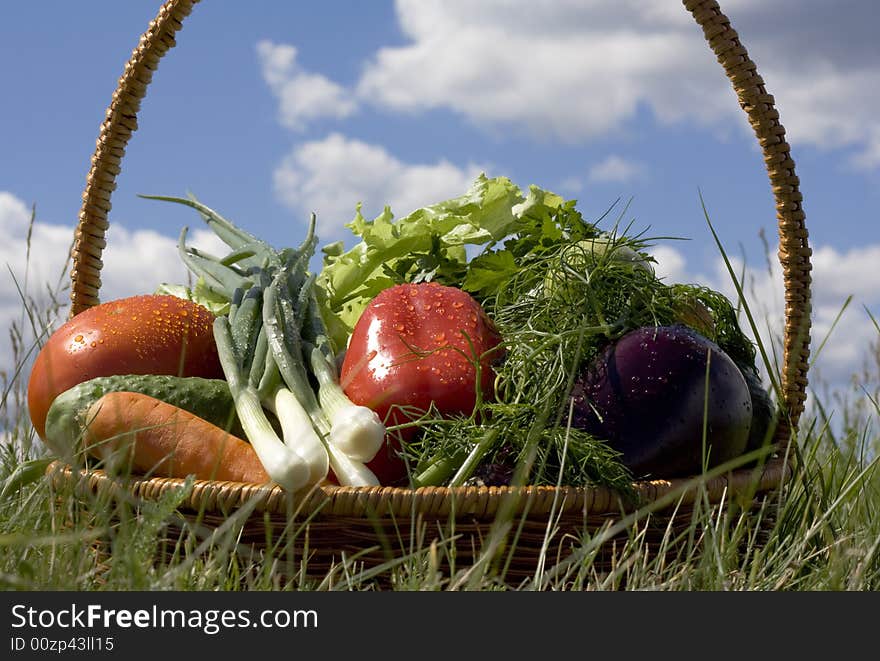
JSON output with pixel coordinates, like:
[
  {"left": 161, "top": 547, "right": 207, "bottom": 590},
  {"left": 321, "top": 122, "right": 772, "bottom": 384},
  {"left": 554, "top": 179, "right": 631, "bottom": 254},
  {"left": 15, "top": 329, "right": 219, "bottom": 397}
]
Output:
[{"left": 43, "top": 374, "right": 243, "bottom": 458}]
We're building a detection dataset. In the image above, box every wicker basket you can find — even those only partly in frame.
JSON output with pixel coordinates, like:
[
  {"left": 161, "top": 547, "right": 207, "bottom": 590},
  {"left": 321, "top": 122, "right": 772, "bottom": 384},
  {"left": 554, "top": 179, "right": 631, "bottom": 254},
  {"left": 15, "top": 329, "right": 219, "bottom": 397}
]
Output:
[{"left": 47, "top": 0, "right": 812, "bottom": 586}]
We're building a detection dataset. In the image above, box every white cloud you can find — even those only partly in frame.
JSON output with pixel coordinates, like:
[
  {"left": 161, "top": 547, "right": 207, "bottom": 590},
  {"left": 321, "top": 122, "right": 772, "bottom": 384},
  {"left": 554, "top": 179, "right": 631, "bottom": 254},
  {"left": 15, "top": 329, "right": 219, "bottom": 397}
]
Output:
[
  {"left": 765, "top": 64, "right": 880, "bottom": 171},
  {"left": 0, "top": 192, "right": 33, "bottom": 236},
  {"left": 355, "top": 0, "right": 739, "bottom": 142},
  {"left": 343, "top": 0, "right": 880, "bottom": 170},
  {"left": 809, "top": 244, "right": 880, "bottom": 303},
  {"left": 588, "top": 155, "right": 644, "bottom": 184},
  {"left": 257, "top": 40, "right": 358, "bottom": 131},
  {"left": 272, "top": 133, "right": 487, "bottom": 240},
  {"left": 650, "top": 244, "right": 687, "bottom": 284},
  {"left": 852, "top": 127, "right": 880, "bottom": 170}
]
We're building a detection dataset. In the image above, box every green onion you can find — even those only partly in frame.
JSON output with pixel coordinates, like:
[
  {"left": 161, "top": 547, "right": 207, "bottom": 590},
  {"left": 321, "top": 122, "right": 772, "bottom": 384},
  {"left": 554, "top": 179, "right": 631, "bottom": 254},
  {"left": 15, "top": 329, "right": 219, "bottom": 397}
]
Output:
[
  {"left": 214, "top": 314, "right": 312, "bottom": 492},
  {"left": 146, "top": 194, "right": 388, "bottom": 490}
]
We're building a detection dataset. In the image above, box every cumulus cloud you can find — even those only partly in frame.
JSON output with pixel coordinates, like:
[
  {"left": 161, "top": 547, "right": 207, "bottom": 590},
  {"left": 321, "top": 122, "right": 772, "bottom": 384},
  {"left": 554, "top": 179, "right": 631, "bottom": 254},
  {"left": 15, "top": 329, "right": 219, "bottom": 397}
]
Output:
[
  {"left": 356, "top": 0, "right": 735, "bottom": 142},
  {"left": 272, "top": 133, "right": 487, "bottom": 240},
  {"left": 257, "top": 40, "right": 358, "bottom": 131},
  {"left": 717, "top": 0, "right": 880, "bottom": 170},
  {"left": 345, "top": 0, "right": 880, "bottom": 169},
  {"left": 650, "top": 244, "right": 688, "bottom": 284},
  {"left": 761, "top": 62, "right": 880, "bottom": 171}
]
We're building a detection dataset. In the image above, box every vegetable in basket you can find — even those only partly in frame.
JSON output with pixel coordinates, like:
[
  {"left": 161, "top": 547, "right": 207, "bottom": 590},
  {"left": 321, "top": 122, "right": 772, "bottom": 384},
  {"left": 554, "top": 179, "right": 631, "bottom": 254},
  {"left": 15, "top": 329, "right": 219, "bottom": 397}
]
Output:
[
  {"left": 81, "top": 391, "right": 270, "bottom": 483},
  {"left": 569, "top": 324, "right": 752, "bottom": 478},
  {"left": 340, "top": 281, "right": 504, "bottom": 484},
  {"left": 43, "top": 373, "right": 244, "bottom": 460}
]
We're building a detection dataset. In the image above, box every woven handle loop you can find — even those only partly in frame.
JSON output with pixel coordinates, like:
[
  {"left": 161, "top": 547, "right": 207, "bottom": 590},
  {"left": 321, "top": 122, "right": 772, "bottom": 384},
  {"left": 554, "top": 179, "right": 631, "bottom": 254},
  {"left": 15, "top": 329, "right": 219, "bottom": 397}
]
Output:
[{"left": 68, "top": 0, "right": 812, "bottom": 444}]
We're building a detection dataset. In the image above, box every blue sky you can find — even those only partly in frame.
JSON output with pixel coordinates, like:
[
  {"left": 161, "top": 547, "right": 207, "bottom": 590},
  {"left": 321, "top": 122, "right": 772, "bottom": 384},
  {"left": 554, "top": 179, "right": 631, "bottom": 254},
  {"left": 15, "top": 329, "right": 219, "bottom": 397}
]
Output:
[{"left": 2, "top": 1, "right": 879, "bottom": 409}]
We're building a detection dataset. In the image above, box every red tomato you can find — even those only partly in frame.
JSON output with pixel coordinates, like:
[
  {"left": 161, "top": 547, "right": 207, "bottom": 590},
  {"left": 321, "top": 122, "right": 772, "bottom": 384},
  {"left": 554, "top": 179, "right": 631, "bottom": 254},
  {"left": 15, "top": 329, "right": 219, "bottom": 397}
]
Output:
[
  {"left": 340, "top": 282, "right": 503, "bottom": 484},
  {"left": 27, "top": 294, "right": 223, "bottom": 440}
]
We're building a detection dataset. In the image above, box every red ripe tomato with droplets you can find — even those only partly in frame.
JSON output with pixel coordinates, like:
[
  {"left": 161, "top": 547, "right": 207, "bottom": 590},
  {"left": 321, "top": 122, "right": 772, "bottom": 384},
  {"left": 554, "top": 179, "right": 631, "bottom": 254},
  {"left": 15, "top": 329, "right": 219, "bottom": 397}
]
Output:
[
  {"left": 27, "top": 294, "right": 223, "bottom": 441},
  {"left": 340, "top": 282, "right": 503, "bottom": 484}
]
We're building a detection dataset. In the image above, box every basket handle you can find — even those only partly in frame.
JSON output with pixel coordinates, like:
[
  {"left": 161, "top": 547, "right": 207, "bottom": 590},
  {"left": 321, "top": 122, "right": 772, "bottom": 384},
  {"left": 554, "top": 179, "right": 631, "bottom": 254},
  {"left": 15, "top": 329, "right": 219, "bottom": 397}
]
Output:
[{"left": 68, "top": 0, "right": 812, "bottom": 442}]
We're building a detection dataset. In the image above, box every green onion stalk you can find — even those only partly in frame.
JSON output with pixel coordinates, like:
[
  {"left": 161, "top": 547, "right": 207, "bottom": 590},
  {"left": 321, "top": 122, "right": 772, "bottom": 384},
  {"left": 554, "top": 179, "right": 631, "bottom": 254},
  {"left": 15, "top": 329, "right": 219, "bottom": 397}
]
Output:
[{"left": 142, "top": 194, "right": 387, "bottom": 490}]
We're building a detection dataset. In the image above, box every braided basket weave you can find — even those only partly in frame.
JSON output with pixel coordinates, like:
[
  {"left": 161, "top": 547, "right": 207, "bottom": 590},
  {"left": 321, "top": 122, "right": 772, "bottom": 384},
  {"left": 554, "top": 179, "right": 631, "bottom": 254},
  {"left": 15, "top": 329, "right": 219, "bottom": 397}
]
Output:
[{"left": 48, "top": 0, "right": 812, "bottom": 584}]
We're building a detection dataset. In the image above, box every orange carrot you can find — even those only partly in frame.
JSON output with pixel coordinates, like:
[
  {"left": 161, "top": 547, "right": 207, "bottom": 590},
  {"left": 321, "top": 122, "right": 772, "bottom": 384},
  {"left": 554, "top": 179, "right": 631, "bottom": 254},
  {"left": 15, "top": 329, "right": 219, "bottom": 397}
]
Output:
[{"left": 82, "top": 391, "right": 270, "bottom": 484}]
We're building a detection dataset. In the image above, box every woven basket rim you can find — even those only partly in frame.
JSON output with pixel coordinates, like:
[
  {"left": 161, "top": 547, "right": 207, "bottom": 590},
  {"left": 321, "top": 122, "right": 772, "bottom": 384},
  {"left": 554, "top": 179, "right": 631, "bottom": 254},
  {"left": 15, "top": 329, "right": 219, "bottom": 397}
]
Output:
[
  {"left": 62, "top": 0, "right": 812, "bottom": 511},
  {"left": 47, "top": 455, "right": 791, "bottom": 519}
]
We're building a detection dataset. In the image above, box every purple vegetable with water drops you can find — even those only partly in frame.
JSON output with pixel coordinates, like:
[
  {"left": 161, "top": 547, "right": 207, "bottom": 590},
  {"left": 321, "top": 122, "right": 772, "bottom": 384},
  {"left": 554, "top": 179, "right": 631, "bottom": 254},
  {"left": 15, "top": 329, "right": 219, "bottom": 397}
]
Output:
[{"left": 569, "top": 324, "right": 752, "bottom": 478}]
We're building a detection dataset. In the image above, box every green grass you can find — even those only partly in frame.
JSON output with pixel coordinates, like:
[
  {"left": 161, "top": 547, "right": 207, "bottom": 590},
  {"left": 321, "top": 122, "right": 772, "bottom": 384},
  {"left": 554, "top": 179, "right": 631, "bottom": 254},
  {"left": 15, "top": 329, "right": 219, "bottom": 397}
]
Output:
[
  {"left": 2, "top": 221, "right": 879, "bottom": 591},
  {"left": 3, "top": 411, "right": 879, "bottom": 590}
]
